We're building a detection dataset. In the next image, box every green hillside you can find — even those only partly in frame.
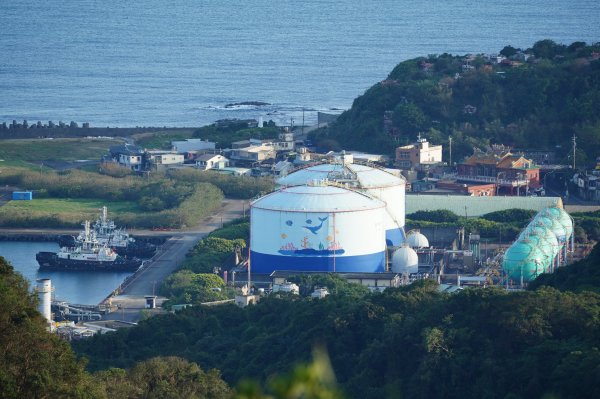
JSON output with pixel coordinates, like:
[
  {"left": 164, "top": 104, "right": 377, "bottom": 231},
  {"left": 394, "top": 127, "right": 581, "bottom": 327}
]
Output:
[
  {"left": 74, "top": 276, "right": 600, "bottom": 399},
  {"left": 312, "top": 40, "right": 600, "bottom": 163}
]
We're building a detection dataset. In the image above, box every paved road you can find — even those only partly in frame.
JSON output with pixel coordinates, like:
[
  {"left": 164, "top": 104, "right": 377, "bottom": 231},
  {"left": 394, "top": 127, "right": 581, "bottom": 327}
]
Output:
[{"left": 101, "top": 198, "right": 247, "bottom": 322}]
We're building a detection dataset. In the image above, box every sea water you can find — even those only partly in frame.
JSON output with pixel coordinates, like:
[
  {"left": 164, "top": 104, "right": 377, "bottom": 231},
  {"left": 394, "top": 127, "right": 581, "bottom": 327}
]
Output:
[
  {"left": 0, "top": 241, "right": 132, "bottom": 305},
  {"left": 1, "top": 0, "right": 599, "bottom": 127}
]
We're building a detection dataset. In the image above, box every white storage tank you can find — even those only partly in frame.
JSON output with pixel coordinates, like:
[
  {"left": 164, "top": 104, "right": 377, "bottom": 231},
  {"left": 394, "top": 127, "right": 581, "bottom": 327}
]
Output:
[
  {"left": 277, "top": 162, "right": 406, "bottom": 246},
  {"left": 250, "top": 183, "right": 387, "bottom": 274},
  {"left": 406, "top": 230, "right": 429, "bottom": 249},
  {"left": 391, "top": 245, "right": 419, "bottom": 274}
]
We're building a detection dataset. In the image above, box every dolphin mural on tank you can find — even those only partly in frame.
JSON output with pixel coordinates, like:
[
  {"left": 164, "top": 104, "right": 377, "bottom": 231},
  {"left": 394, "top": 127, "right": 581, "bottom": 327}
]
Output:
[{"left": 303, "top": 216, "right": 328, "bottom": 234}]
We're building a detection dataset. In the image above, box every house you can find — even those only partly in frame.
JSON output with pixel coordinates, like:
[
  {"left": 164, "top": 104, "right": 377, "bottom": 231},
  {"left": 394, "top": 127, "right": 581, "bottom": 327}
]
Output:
[
  {"left": 272, "top": 132, "right": 295, "bottom": 152},
  {"left": 573, "top": 171, "right": 600, "bottom": 201},
  {"left": 395, "top": 135, "right": 443, "bottom": 169},
  {"left": 196, "top": 154, "right": 229, "bottom": 170},
  {"left": 227, "top": 143, "right": 276, "bottom": 165},
  {"left": 454, "top": 145, "right": 540, "bottom": 195},
  {"left": 271, "top": 160, "right": 294, "bottom": 177},
  {"left": 436, "top": 181, "right": 496, "bottom": 196},
  {"left": 231, "top": 139, "right": 263, "bottom": 149},
  {"left": 107, "top": 144, "right": 145, "bottom": 171},
  {"left": 171, "top": 139, "right": 216, "bottom": 153},
  {"left": 145, "top": 150, "right": 185, "bottom": 171}
]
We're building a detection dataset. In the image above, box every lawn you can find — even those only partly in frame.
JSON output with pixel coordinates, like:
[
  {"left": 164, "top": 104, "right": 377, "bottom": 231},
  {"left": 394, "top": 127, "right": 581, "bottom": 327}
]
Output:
[
  {"left": 1, "top": 198, "right": 140, "bottom": 213},
  {"left": 0, "top": 198, "right": 144, "bottom": 228},
  {"left": 133, "top": 130, "right": 195, "bottom": 150},
  {"left": 0, "top": 138, "right": 125, "bottom": 163}
]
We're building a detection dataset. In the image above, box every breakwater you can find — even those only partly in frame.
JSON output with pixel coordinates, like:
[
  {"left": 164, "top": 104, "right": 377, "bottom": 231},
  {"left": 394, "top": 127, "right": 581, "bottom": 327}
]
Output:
[{"left": 0, "top": 126, "right": 195, "bottom": 140}]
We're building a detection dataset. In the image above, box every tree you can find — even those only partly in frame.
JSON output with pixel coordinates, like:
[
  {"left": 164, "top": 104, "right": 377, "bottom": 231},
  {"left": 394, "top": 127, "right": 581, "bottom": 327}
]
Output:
[
  {"left": 95, "top": 357, "right": 230, "bottom": 399},
  {"left": 531, "top": 39, "right": 566, "bottom": 59},
  {"left": 500, "top": 45, "right": 518, "bottom": 58},
  {"left": 0, "top": 256, "right": 101, "bottom": 398},
  {"left": 234, "top": 348, "right": 343, "bottom": 399},
  {"left": 392, "top": 102, "right": 430, "bottom": 136}
]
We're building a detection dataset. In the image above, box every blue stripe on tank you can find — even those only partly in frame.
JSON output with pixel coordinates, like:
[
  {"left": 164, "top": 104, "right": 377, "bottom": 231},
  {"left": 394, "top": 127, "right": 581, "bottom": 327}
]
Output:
[
  {"left": 250, "top": 251, "right": 386, "bottom": 274},
  {"left": 386, "top": 228, "right": 404, "bottom": 247}
]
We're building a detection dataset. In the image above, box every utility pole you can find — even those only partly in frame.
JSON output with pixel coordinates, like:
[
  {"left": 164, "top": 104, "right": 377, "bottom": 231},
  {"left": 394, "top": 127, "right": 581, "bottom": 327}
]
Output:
[
  {"left": 448, "top": 136, "right": 452, "bottom": 166},
  {"left": 572, "top": 134, "right": 577, "bottom": 169}
]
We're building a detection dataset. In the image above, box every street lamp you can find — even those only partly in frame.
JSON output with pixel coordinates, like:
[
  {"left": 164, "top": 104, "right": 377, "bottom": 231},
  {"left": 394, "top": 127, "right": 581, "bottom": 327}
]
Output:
[{"left": 496, "top": 171, "right": 506, "bottom": 196}]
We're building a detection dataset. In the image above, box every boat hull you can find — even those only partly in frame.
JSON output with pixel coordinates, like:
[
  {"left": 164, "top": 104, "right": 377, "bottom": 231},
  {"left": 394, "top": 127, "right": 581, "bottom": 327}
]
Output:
[
  {"left": 36, "top": 251, "right": 142, "bottom": 272},
  {"left": 56, "top": 236, "right": 156, "bottom": 258}
]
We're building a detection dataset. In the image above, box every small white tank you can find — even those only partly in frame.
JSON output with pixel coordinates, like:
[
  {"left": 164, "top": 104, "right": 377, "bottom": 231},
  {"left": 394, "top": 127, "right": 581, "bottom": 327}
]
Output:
[
  {"left": 406, "top": 230, "right": 429, "bottom": 249},
  {"left": 391, "top": 245, "right": 419, "bottom": 274},
  {"left": 36, "top": 279, "right": 52, "bottom": 323}
]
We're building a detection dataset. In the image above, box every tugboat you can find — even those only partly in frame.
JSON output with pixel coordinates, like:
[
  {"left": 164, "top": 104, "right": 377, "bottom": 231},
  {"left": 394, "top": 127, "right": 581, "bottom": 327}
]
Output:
[
  {"left": 57, "top": 206, "right": 156, "bottom": 258},
  {"left": 38, "top": 221, "right": 143, "bottom": 272}
]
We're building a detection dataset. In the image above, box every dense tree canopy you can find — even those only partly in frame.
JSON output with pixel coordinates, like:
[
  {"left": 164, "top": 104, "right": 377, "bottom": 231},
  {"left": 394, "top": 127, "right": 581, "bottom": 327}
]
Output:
[
  {"left": 0, "top": 256, "right": 98, "bottom": 398},
  {"left": 94, "top": 357, "right": 230, "bottom": 399},
  {"left": 311, "top": 40, "right": 600, "bottom": 163},
  {"left": 74, "top": 276, "right": 600, "bottom": 399}
]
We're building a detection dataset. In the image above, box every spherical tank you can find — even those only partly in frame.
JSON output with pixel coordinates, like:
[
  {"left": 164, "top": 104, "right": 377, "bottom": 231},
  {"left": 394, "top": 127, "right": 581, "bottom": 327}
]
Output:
[
  {"left": 535, "top": 214, "right": 567, "bottom": 243},
  {"left": 518, "top": 234, "right": 552, "bottom": 273},
  {"left": 527, "top": 223, "right": 561, "bottom": 258},
  {"left": 391, "top": 245, "right": 419, "bottom": 274},
  {"left": 250, "top": 184, "right": 387, "bottom": 274},
  {"left": 502, "top": 239, "right": 546, "bottom": 282},
  {"left": 276, "top": 162, "right": 406, "bottom": 246},
  {"left": 542, "top": 207, "right": 573, "bottom": 240},
  {"left": 406, "top": 230, "right": 429, "bottom": 249}
]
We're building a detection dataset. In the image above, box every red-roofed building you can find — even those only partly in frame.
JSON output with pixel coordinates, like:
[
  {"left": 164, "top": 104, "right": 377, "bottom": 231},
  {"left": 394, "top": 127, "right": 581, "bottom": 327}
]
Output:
[{"left": 454, "top": 145, "right": 539, "bottom": 195}]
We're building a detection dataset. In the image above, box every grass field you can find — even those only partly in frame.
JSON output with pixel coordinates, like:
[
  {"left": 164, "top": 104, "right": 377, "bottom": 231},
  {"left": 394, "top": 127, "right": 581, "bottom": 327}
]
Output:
[
  {"left": 0, "top": 138, "right": 125, "bottom": 163},
  {"left": 0, "top": 198, "right": 141, "bottom": 215},
  {"left": 133, "top": 130, "right": 195, "bottom": 150}
]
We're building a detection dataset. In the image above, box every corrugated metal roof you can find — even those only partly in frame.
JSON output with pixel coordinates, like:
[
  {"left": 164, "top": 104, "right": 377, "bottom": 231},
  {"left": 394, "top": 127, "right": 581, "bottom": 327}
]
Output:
[
  {"left": 277, "top": 163, "right": 405, "bottom": 188},
  {"left": 252, "top": 185, "right": 385, "bottom": 213},
  {"left": 406, "top": 195, "right": 563, "bottom": 217}
]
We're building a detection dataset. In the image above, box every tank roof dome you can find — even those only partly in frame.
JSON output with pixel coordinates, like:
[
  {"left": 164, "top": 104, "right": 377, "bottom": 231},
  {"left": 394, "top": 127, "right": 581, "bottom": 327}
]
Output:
[
  {"left": 251, "top": 184, "right": 385, "bottom": 213},
  {"left": 391, "top": 245, "right": 419, "bottom": 274},
  {"left": 277, "top": 162, "right": 405, "bottom": 189},
  {"left": 406, "top": 230, "right": 429, "bottom": 248}
]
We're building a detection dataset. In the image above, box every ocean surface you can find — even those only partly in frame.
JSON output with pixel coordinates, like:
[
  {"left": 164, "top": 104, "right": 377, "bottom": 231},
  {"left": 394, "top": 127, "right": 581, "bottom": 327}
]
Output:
[
  {"left": 1, "top": 0, "right": 600, "bottom": 127},
  {"left": 0, "top": 241, "right": 132, "bottom": 305}
]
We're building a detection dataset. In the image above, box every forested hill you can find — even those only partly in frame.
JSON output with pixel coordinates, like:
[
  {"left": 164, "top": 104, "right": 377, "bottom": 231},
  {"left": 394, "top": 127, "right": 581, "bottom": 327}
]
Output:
[
  {"left": 75, "top": 276, "right": 600, "bottom": 398},
  {"left": 529, "top": 241, "right": 600, "bottom": 292},
  {"left": 312, "top": 40, "right": 600, "bottom": 162}
]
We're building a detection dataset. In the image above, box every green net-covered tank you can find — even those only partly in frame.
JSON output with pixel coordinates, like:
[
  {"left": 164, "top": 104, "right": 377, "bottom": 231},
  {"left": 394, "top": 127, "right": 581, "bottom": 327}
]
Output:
[
  {"left": 542, "top": 206, "right": 573, "bottom": 240},
  {"left": 502, "top": 238, "right": 547, "bottom": 282},
  {"left": 519, "top": 233, "right": 553, "bottom": 273},
  {"left": 521, "top": 222, "right": 561, "bottom": 258},
  {"left": 535, "top": 214, "right": 567, "bottom": 243}
]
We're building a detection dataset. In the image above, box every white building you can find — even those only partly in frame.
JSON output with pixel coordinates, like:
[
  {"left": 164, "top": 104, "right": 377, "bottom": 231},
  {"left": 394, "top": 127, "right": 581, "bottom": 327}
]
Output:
[
  {"left": 145, "top": 151, "right": 185, "bottom": 170},
  {"left": 171, "top": 139, "right": 216, "bottom": 153},
  {"left": 395, "top": 135, "right": 443, "bottom": 169},
  {"left": 272, "top": 132, "right": 295, "bottom": 152},
  {"left": 227, "top": 144, "right": 276, "bottom": 163},
  {"left": 196, "top": 154, "right": 229, "bottom": 170},
  {"left": 108, "top": 144, "right": 145, "bottom": 171}
]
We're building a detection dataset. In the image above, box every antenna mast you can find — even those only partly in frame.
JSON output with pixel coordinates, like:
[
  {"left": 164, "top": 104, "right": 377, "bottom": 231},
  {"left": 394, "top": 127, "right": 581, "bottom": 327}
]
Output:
[
  {"left": 572, "top": 134, "right": 577, "bottom": 169},
  {"left": 449, "top": 136, "right": 453, "bottom": 166}
]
